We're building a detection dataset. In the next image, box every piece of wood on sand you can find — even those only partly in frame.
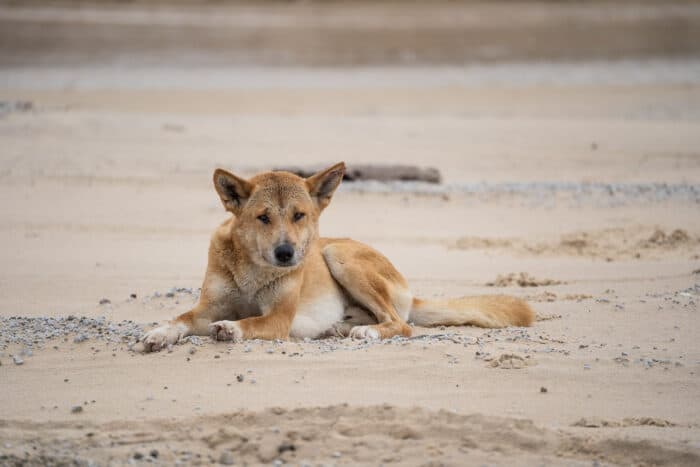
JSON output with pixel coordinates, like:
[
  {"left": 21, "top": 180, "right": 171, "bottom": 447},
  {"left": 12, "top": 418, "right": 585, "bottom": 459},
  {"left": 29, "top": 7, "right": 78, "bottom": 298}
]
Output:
[{"left": 274, "top": 164, "right": 442, "bottom": 184}]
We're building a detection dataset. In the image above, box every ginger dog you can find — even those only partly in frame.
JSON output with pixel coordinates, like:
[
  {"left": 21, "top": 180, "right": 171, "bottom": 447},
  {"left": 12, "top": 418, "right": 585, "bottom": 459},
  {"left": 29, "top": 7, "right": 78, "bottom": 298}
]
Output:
[{"left": 141, "top": 162, "right": 533, "bottom": 351}]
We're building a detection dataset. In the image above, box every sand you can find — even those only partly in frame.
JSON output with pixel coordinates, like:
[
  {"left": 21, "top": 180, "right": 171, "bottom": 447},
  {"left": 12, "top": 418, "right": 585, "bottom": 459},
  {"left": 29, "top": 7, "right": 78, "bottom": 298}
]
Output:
[{"left": 1, "top": 2, "right": 700, "bottom": 466}]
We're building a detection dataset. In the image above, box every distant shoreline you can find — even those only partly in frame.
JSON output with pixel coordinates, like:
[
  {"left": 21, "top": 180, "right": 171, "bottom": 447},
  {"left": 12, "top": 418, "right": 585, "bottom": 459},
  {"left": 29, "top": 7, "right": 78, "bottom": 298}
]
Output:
[{"left": 2, "top": 1, "right": 700, "bottom": 67}]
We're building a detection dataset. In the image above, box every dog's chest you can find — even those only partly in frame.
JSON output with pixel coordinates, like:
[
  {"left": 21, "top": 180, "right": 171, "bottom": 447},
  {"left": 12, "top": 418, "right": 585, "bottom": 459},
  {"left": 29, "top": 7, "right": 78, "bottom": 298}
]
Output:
[
  {"left": 290, "top": 291, "right": 346, "bottom": 339},
  {"left": 227, "top": 295, "right": 262, "bottom": 320},
  {"left": 227, "top": 269, "right": 288, "bottom": 316}
]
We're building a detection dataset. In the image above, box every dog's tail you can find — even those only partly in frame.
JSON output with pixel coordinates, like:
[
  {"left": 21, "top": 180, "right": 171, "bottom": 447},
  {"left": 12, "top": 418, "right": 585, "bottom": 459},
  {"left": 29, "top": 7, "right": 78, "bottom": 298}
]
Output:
[{"left": 408, "top": 295, "right": 534, "bottom": 328}]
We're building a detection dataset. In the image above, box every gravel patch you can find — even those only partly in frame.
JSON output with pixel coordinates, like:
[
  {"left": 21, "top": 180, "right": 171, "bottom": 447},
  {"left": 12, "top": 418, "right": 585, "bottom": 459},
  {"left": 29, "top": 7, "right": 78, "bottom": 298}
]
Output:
[
  {"left": 340, "top": 181, "right": 700, "bottom": 206},
  {"left": 0, "top": 316, "right": 144, "bottom": 351}
]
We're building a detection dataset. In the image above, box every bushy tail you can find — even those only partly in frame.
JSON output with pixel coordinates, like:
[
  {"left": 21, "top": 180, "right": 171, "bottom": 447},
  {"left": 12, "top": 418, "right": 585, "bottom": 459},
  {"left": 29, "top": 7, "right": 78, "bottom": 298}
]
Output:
[{"left": 409, "top": 295, "right": 534, "bottom": 328}]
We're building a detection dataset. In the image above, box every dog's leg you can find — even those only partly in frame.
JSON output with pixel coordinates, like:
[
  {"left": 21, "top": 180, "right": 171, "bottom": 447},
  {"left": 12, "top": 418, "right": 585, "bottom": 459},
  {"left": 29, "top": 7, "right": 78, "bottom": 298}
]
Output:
[
  {"left": 322, "top": 240, "right": 413, "bottom": 339},
  {"left": 141, "top": 273, "right": 235, "bottom": 352},
  {"left": 209, "top": 289, "right": 299, "bottom": 341},
  {"left": 140, "top": 304, "right": 202, "bottom": 352},
  {"left": 322, "top": 306, "right": 376, "bottom": 338}
]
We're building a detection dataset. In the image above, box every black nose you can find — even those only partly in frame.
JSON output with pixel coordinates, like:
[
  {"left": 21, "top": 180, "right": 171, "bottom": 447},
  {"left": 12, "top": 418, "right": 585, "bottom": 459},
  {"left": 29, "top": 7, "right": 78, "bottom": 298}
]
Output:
[{"left": 274, "top": 244, "right": 295, "bottom": 264}]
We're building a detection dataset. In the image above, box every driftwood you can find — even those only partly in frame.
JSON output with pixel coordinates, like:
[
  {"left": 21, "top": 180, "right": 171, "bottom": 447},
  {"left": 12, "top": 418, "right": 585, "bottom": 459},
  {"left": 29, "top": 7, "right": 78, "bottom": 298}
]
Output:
[{"left": 274, "top": 164, "right": 442, "bottom": 184}]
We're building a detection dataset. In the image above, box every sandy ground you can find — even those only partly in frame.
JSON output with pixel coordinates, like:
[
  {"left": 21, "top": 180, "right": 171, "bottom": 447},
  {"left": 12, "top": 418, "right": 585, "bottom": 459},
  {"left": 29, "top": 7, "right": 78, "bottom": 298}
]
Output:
[{"left": 1, "top": 2, "right": 700, "bottom": 466}]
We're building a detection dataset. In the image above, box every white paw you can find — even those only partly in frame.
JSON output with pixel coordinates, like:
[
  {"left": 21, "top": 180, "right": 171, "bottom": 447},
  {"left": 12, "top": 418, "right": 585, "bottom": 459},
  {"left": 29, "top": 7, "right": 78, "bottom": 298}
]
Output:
[
  {"left": 141, "top": 323, "right": 186, "bottom": 352},
  {"left": 349, "top": 325, "right": 380, "bottom": 340},
  {"left": 209, "top": 320, "right": 243, "bottom": 342}
]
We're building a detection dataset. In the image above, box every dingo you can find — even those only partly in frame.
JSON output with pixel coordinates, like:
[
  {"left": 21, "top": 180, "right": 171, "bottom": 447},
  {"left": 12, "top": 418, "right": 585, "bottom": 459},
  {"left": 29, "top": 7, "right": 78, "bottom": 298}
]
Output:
[{"left": 141, "top": 162, "right": 533, "bottom": 351}]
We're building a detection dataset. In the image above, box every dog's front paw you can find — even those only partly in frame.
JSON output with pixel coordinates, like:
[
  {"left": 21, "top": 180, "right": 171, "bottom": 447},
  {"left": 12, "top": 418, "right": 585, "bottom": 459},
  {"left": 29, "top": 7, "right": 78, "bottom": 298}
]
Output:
[
  {"left": 209, "top": 320, "right": 243, "bottom": 342},
  {"left": 141, "top": 323, "right": 186, "bottom": 352},
  {"left": 349, "top": 325, "right": 381, "bottom": 340}
]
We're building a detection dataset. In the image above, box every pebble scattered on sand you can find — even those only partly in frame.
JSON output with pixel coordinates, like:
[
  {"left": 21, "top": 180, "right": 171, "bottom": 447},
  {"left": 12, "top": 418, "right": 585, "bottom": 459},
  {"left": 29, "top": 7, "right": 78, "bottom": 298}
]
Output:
[
  {"left": 342, "top": 180, "right": 700, "bottom": 206},
  {"left": 488, "top": 353, "right": 531, "bottom": 369},
  {"left": 0, "top": 316, "right": 144, "bottom": 351},
  {"left": 144, "top": 287, "right": 200, "bottom": 303},
  {"left": 219, "top": 451, "right": 235, "bottom": 465},
  {"left": 73, "top": 334, "right": 88, "bottom": 343},
  {"left": 486, "top": 272, "right": 564, "bottom": 287},
  {"left": 0, "top": 100, "right": 33, "bottom": 115},
  {"left": 572, "top": 417, "right": 677, "bottom": 428}
]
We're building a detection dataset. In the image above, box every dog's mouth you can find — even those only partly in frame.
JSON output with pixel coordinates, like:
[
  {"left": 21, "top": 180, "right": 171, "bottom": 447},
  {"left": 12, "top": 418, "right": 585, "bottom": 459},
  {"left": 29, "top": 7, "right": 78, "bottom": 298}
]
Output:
[{"left": 265, "top": 256, "right": 302, "bottom": 269}]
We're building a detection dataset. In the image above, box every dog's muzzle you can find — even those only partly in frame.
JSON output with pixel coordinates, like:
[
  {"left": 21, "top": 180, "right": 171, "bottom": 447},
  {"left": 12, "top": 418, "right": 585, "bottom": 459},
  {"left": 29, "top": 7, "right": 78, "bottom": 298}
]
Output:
[{"left": 273, "top": 243, "right": 295, "bottom": 266}]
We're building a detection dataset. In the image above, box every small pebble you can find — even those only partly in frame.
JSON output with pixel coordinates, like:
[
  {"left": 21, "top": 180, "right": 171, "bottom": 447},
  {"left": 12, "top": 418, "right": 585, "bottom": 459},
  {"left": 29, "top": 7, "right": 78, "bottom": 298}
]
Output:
[
  {"left": 12, "top": 355, "right": 23, "bottom": 365},
  {"left": 71, "top": 405, "right": 83, "bottom": 414},
  {"left": 219, "top": 451, "right": 235, "bottom": 465},
  {"left": 236, "top": 374, "right": 244, "bottom": 383},
  {"left": 74, "top": 334, "right": 88, "bottom": 344},
  {"left": 540, "top": 386, "right": 548, "bottom": 393},
  {"left": 99, "top": 298, "right": 111, "bottom": 305}
]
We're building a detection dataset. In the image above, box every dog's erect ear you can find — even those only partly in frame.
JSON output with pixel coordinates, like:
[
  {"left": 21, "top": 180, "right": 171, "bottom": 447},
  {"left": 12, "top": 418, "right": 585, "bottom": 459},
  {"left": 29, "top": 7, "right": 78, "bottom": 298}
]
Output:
[
  {"left": 213, "top": 169, "right": 254, "bottom": 215},
  {"left": 306, "top": 162, "right": 346, "bottom": 211}
]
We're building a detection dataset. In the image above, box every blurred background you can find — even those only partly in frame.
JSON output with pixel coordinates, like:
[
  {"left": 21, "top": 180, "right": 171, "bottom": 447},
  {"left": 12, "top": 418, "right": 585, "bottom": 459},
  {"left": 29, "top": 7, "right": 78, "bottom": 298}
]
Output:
[
  {"left": 1, "top": 0, "right": 700, "bottom": 183},
  {"left": 2, "top": 0, "right": 700, "bottom": 67},
  {"left": 2, "top": 0, "right": 700, "bottom": 181}
]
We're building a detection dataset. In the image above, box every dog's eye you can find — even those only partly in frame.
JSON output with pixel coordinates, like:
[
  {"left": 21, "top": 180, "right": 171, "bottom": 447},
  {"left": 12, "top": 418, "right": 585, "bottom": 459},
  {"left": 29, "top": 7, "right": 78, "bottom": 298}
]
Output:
[
  {"left": 257, "top": 214, "right": 270, "bottom": 224},
  {"left": 293, "top": 212, "right": 305, "bottom": 222}
]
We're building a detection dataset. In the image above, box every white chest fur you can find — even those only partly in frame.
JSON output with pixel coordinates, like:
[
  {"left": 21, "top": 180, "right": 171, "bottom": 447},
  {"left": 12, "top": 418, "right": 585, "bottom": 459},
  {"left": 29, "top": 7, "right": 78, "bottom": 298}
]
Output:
[{"left": 290, "top": 292, "right": 346, "bottom": 339}]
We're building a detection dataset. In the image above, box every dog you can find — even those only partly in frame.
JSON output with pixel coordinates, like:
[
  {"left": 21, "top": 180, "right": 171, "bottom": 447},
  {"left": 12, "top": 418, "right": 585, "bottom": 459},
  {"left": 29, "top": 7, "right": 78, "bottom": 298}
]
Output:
[{"left": 141, "top": 162, "right": 533, "bottom": 352}]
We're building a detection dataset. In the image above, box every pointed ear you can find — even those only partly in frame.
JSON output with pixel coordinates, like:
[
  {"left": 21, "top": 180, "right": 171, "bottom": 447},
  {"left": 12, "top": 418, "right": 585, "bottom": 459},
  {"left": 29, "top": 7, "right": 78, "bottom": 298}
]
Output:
[
  {"left": 306, "top": 162, "right": 345, "bottom": 211},
  {"left": 213, "top": 168, "right": 254, "bottom": 215}
]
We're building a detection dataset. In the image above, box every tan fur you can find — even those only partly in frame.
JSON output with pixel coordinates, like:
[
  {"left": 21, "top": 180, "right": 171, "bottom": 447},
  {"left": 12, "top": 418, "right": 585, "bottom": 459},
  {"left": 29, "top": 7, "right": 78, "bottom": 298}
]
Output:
[
  {"left": 141, "top": 162, "right": 534, "bottom": 352},
  {"left": 410, "top": 296, "right": 534, "bottom": 328}
]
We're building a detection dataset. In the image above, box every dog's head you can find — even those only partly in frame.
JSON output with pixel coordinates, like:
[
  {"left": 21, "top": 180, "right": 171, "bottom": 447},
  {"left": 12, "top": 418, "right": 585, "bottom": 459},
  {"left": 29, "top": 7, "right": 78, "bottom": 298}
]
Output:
[{"left": 213, "top": 162, "right": 345, "bottom": 269}]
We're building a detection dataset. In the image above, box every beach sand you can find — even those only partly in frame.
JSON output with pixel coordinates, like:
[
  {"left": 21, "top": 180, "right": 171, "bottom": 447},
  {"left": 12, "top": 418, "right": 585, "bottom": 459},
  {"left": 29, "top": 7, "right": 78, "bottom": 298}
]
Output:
[{"left": 1, "top": 2, "right": 700, "bottom": 465}]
